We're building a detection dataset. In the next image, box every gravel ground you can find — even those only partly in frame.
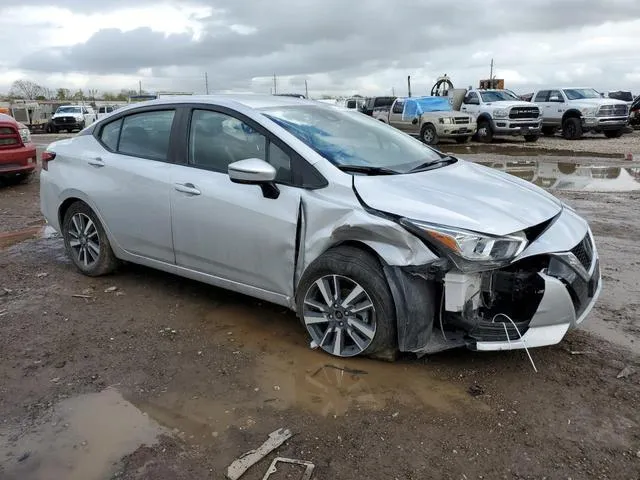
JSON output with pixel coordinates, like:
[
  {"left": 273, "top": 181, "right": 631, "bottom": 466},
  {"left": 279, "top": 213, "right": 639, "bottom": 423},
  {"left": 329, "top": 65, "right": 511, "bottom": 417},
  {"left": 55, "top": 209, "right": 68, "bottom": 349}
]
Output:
[{"left": 0, "top": 143, "right": 639, "bottom": 479}]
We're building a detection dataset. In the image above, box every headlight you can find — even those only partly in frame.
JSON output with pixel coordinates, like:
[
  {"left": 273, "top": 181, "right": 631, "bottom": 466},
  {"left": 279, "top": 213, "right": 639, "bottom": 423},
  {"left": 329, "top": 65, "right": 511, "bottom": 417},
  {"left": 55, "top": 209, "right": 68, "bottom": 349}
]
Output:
[
  {"left": 439, "top": 117, "right": 453, "bottom": 124},
  {"left": 19, "top": 128, "right": 31, "bottom": 144},
  {"left": 493, "top": 108, "right": 509, "bottom": 118},
  {"left": 580, "top": 107, "right": 597, "bottom": 117},
  {"left": 400, "top": 219, "right": 528, "bottom": 272}
]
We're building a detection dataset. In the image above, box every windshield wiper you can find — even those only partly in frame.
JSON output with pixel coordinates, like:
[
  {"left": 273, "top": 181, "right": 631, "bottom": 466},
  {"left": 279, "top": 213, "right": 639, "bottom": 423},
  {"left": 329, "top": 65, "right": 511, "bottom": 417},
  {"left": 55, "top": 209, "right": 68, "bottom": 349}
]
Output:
[
  {"left": 337, "top": 165, "right": 399, "bottom": 175},
  {"left": 407, "top": 155, "right": 457, "bottom": 173}
]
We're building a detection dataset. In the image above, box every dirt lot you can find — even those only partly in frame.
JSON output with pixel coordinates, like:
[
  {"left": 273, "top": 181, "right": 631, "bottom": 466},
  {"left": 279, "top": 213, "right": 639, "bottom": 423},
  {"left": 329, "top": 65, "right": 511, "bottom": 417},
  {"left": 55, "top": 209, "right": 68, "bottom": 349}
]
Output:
[{"left": 0, "top": 140, "right": 639, "bottom": 479}]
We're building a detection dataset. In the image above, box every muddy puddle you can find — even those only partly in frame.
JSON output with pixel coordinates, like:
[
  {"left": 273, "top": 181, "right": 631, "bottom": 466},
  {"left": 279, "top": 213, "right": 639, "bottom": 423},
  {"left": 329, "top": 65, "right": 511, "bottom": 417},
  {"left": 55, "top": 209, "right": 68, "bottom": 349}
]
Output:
[
  {"left": 444, "top": 142, "right": 628, "bottom": 159},
  {"left": 0, "top": 388, "right": 165, "bottom": 480},
  {"left": 138, "top": 303, "right": 486, "bottom": 443},
  {"left": 0, "top": 225, "right": 57, "bottom": 249},
  {"left": 468, "top": 159, "right": 640, "bottom": 191}
]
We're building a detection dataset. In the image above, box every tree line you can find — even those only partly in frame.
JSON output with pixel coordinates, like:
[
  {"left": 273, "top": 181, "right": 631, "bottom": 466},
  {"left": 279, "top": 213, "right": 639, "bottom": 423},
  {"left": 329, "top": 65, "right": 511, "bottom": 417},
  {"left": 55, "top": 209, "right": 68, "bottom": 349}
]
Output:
[{"left": 3, "top": 80, "right": 143, "bottom": 102}]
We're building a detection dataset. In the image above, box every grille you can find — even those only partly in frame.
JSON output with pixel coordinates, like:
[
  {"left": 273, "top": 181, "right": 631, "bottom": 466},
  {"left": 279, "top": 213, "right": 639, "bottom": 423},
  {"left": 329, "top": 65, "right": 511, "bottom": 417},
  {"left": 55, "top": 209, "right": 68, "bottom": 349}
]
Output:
[
  {"left": 0, "top": 125, "right": 19, "bottom": 149},
  {"left": 571, "top": 235, "right": 594, "bottom": 271},
  {"left": 509, "top": 107, "right": 540, "bottom": 119},
  {"left": 469, "top": 320, "right": 530, "bottom": 342},
  {"left": 454, "top": 117, "right": 470, "bottom": 124},
  {"left": 53, "top": 116, "right": 77, "bottom": 124},
  {"left": 597, "top": 104, "right": 628, "bottom": 117}
]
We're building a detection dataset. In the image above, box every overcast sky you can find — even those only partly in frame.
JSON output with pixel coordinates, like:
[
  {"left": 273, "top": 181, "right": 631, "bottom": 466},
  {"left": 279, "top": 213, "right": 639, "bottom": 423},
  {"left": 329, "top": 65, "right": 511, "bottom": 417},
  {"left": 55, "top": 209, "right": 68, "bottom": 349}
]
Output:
[{"left": 1, "top": 0, "right": 639, "bottom": 97}]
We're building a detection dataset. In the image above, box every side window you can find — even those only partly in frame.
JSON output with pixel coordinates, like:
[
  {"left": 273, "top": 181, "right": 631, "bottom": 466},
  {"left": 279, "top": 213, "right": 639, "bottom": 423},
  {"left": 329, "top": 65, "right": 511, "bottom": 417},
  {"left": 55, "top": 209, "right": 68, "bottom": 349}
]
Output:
[
  {"left": 189, "top": 109, "right": 266, "bottom": 173},
  {"left": 392, "top": 101, "right": 404, "bottom": 114},
  {"left": 534, "top": 91, "right": 549, "bottom": 102},
  {"left": 549, "top": 90, "right": 563, "bottom": 102},
  {"left": 268, "top": 142, "right": 292, "bottom": 183},
  {"left": 464, "top": 92, "right": 479, "bottom": 105},
  {"left": 82, "top": 107, "right": 88, "bottom": 114},
  {"left": 118, "top": 110, "right": 175, "bottom": 161},
  {"left": 99, "top": 118, "right": 122, "bottom": 151}
]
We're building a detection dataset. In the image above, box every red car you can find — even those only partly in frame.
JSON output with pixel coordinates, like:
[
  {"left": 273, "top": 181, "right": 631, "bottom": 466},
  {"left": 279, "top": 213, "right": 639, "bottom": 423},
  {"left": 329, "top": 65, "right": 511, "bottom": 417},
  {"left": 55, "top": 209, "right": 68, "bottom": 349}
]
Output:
[{"left": 0, "top": 113, "right": 37, "bottom": 184}]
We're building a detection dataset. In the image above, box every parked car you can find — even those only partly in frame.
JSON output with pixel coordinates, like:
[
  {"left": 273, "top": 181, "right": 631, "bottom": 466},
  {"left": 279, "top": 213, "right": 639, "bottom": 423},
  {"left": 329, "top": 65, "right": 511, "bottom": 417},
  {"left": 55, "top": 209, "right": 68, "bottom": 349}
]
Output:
[
  {"left": 458, "top": 89, "right": 542, "bottom": 143},
  {"left": 374, "top": 96, "right": 476, "bottom": 145},
  {"left": 40, "top": 95, "right": 601, "bottom": 359},
  {"left": 0, "top": 113, "right": 37, "bottom": 184},
  {"left": 360, "top": 96, "right": 397, "bottom": 116},
  {"left": 51, "top": 105, "right": 97, "bottom": 133},
  {"left": 531, "top": 88, "right": 629, "bottom": 139},
  {"left": 96, "top": 105, "right": 119, "bottom": 121},
  {"left": 606, "top": 90, "right": 634, "bottom": 107}
]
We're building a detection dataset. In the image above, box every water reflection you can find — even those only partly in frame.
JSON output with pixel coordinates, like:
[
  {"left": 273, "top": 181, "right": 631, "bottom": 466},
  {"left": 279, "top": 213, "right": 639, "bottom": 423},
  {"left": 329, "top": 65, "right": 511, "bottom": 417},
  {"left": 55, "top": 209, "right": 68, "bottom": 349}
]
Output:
[{"left": 476, "top": 160, "right": 640, "bottom": 191}]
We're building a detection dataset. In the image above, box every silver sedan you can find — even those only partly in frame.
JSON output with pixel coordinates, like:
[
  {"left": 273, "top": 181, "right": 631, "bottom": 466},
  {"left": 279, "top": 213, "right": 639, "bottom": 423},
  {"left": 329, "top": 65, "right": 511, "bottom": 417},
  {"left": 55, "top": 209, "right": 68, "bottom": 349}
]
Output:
[{"left": 40, "top": 95, "right": 601, "bottom": 359}]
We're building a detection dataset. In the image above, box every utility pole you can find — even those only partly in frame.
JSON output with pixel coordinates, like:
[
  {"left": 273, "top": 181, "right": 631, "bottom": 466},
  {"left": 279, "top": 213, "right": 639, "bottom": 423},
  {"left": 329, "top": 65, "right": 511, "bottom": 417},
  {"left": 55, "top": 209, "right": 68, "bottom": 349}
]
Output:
[
  {"left": 138, "top": 80, "right": 142, "bottom": 95},
  {"left": 407, "top": 76, "right": 412, "bottom": 97},
  {"left": 273, "top": 74, "right": 277, "bottom": 95},
  {"left": 392, "top": 87, "right": 395, "bottom": 96},
  {"left": 490, "top": 58, "right": 494, "bottom": 80},
  {"left": 204, "top": 72, "right": 209, "bottom": 94},
  {"left": 304, "top": 79, "right": 309, "bottom": 99}
]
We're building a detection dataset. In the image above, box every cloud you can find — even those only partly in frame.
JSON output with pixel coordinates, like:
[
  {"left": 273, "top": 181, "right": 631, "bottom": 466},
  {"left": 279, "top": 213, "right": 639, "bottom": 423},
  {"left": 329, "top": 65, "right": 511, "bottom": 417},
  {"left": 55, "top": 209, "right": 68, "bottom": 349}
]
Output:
[{"left": 3, "top": 0, "right": 640, "bottom": 95}]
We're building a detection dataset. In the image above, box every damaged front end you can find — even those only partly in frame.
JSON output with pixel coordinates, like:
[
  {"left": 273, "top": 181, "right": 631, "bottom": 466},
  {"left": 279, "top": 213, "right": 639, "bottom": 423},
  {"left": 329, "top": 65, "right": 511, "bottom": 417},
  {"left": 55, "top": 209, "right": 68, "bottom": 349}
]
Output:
[{"left": 385, "top": 207, "right": 602, "bottom": 355}]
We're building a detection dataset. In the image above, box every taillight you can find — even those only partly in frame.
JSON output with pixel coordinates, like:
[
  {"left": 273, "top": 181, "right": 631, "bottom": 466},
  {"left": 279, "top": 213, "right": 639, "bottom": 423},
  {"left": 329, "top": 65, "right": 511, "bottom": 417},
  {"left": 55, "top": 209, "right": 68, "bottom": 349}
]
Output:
[{"left": 42, "top": 151, "right": 56, "bottom": 171}]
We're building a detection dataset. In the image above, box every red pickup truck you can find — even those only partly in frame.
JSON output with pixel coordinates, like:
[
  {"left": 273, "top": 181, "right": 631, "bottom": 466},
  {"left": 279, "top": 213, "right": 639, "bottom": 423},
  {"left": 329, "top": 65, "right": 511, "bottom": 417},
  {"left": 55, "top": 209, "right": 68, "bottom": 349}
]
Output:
[{"left": 0, "top": 113, "right": 37, "bottom": 184}]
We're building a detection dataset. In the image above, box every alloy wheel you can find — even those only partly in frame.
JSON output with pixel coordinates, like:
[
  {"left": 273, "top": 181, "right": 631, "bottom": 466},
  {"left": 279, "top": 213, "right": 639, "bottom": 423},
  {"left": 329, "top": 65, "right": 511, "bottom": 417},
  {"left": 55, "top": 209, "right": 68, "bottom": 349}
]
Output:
[
  {"left": 68, "top": 213, "right": 100, "bottom": 268},
  {"left": 302, "top": 274, "right": 376, "bottom": 357}
]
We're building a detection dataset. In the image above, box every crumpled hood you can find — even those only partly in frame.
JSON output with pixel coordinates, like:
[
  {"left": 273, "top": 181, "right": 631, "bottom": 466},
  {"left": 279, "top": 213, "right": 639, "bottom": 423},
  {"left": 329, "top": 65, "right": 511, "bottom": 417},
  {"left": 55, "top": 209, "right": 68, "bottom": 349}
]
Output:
[{"left": 354, "top": 160, "right": 562, "bottom": 236}]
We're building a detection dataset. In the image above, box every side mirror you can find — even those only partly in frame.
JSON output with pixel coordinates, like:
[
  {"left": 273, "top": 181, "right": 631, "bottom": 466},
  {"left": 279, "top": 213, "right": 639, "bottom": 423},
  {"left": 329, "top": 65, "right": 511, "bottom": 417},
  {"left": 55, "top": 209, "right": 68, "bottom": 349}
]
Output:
[
  {"left": 549, "top": 96, "right": 562, "bottom": 102},
  {"left": 412, "top": 117, "right": 419, "bottom": 125},
  {"left": 228, "top": 158, "right": 279, "bottom": 199}
]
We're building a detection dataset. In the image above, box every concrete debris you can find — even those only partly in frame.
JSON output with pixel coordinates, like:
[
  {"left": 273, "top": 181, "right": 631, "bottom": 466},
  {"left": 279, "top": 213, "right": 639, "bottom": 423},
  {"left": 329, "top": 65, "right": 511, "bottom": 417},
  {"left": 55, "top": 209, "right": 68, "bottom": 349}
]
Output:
[
  {"left": 616, "top": 366, "right": 635, "bottom": 379},
  {"left": 468, "top": 384, "right": 485, "bottom": 397},
  {"left": 104, "top": 286, "right": 118, "bottom": 293},
  {"left": 262, "top": 457, "right": 315, "bottom": 480},
  {"left": 226, "top": 428, "right": 293, "bottom": 480},
  {"left": 36, "top": 272, "right": 48, "bottom": 278}
]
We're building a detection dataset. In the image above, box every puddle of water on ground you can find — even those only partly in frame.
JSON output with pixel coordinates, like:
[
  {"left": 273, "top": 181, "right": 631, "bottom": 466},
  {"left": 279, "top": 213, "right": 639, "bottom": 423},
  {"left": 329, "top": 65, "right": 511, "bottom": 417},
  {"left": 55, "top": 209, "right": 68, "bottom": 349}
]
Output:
[
  {"left": 0, "top": 225, "right": 57, "bottom": 249},
  {"left": 137, "top": 304, "right": 484, "bottom": 442},
  {"left": 473, "top": 160, "right": 640, "bottom": 192},
  {"left": 0, "top": 387, "right": 165, "bottom": 480},
  {"left": 445, "top": 142, "right": 627, "bottom": 159}
]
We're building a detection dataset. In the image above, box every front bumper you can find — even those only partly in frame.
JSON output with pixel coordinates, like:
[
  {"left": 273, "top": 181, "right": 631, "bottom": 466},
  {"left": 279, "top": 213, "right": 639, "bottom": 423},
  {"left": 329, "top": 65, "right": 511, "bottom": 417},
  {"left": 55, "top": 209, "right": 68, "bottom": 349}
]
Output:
[
  {"left": 493, "top": 119, "right": 542, "bottom": 136},
  {"left": 582, "top": 116, "right": 628, "bottom": 130},
  {"left": 52, "top": 118, "right": 84, "bottom": 129},
  {"left": 0, "top": 144, "right": 37, "bottom": 176}
]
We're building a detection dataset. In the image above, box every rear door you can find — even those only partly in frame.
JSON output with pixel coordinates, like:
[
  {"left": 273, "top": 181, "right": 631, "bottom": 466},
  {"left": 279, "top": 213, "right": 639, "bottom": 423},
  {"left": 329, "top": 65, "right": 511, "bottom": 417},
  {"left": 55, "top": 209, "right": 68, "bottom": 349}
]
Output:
[
  {"left": 388, "top": 100, "right": 411, "bottom": 131},
  {"left": 86, "top": 107, "right": 178, "bottom": 263},
  {"left": 168, "top": 105, "right": 304, "bottom": 297},
  {"left": 546, "top": 90, "right": 565, "bottom": 125}
]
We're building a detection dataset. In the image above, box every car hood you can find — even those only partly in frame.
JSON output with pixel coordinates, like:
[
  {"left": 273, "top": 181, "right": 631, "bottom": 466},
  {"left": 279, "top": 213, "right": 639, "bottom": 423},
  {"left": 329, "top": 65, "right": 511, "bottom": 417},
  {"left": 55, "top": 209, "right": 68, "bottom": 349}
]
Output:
[
  {"left": 566, "top": 98, "right": 628, "bottom": 107},
  {"left": 53, "top": 112, "right": 82, "bottom": 118},
  {"left": 354, "top": 160, "right": 562, "bottom": 236},
  {"left": 422, "top": 111, "right": 474, "bottom": 119},
  {"left": 484, "top": 101, "right": 535, "bottom": 109}
]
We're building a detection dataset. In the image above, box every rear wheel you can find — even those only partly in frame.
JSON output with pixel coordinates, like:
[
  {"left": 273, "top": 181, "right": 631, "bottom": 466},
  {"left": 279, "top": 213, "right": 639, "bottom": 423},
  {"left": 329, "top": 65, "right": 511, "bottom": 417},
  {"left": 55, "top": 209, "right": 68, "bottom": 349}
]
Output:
[
  {"left": 62, "top": 202, "right": 118, "bottom": 276},
  {"left": 420, "top": 124, "right": 439, "bottom": 145},
  {"left": 296, "top": 246, "right": 396, "bottom": 358},
  {"left": 562, "top": 117, "right": 582, "bottom": 140},
  {"left": 604, "top": 129, "right": 624, "bottom": 139},
  {"left": 455, "top": 136, "right": 470, "bottom": 144},
  {"left": 476, "top": 120, "right": 494, "bottom": 143}
]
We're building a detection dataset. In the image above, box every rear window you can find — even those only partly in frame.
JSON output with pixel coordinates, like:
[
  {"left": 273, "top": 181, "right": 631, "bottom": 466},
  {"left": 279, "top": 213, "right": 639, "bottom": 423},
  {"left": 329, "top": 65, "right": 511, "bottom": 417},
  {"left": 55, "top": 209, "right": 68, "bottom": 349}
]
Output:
[{"left": 100, "top": 119, "right": 122, "bottom": 151}]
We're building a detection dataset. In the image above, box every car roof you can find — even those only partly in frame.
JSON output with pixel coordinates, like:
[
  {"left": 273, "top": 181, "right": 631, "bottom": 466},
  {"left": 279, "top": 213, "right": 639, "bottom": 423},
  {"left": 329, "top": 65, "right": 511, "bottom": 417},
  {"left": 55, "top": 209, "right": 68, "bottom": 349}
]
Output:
[{"left": 115, "top": 94, "right": 319, "bottom": 114}]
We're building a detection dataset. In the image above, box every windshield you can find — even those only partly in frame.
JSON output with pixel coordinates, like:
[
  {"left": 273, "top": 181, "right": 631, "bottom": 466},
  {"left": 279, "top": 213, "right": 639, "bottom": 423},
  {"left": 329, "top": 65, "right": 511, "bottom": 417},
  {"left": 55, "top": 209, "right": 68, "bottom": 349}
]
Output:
[
  {"left": 563, "top": 88, "right": 601, "bottom": 100},
  {"left": 56, "top": 106, "right": 82, "bottom": 114},
  {"left": 261, "top": 105, "right": 442, "bottom": 173},
  {"left": 479, "top": 90, "right": 518, "bottom": 102}
]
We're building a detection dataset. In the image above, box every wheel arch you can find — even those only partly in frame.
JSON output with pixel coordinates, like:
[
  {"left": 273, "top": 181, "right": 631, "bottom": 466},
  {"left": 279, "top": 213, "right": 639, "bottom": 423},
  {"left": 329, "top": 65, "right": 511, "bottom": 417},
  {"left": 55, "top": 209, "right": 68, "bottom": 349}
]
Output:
[{"left": 562, "top": 109, "right": 582, "bottom": 122}]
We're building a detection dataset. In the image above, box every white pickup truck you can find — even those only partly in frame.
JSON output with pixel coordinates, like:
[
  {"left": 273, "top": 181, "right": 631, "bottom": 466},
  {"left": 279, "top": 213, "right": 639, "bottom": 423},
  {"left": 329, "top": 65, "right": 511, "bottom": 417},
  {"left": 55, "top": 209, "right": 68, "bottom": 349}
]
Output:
[
  {"left": 458, "top": 89, "right": 542, "bottom": 143},
  {"left": 373, "top": 96, "right": 476, "bottom": 145},
  {"left": 51, "top": 105, "right": 97, "bottom": 133},
  {"left": 531, "top": 88, "right": 629, "bottom": 139}
]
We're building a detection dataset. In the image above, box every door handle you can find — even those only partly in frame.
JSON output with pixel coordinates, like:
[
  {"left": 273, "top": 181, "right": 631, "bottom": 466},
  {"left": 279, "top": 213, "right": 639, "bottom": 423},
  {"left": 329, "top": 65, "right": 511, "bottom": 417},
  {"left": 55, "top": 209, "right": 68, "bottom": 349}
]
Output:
[
  {"left": 174, "top": 182, "right": 201, "bottom": 196},
  {"left": 88, "top": 157, "right": 105, "bottom": 168}
]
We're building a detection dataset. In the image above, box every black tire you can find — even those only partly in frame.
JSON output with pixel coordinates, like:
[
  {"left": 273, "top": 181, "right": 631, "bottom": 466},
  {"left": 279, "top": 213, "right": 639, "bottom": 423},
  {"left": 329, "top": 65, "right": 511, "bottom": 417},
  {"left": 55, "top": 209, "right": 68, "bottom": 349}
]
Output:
[
  {"left": 604, "top": 129, "right": 624, "bottom": 139},
  {"left": 77, "top": 121, "right": 85, "bottom": 132},
  {"left": 541, "top": 126, "right": 556, "bottom": 136},
  {"left": 420, "top": 123, "right": 439, "bottom": 145},
  {"left": 62, "top": 201, "right": 118, "bottom": 277},
  {"left": 562, "top": 117, "right": 582, "bottom": 140},
  {"left": 2, "top": 173, "right": 33, "bottom": 186},
  {"left": 524, "top": 134, "right": 539, "bottom": 142},
  {"left": 476, "top": 119, "right": 493, "bottom": 143},
  {"left": 296, "top": 246, "right": 396, "bottom": 358},
  {"left": 455, "top": 136, "right": 470, "bottom": 144}
]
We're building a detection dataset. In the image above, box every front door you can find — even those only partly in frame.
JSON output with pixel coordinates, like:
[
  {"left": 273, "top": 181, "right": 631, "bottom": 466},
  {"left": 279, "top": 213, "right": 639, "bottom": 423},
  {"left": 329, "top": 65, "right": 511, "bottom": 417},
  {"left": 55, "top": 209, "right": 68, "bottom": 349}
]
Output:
[{"left": 170, "top": 107, "right": 301, "bottom": 297}]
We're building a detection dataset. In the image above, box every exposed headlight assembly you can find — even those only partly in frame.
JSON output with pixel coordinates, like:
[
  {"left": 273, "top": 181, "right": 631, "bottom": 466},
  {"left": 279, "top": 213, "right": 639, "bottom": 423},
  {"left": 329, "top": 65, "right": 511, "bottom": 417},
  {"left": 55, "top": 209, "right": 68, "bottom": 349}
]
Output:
[
  {"left": 400, "top": 219, "right": 528, "bottom": 272},
  {"left": 19, "top": 127, "right": 31, "bottom": 144},
  {"left": 580, "top": 107, "right": 597, "bottom": 117},
  {"left": 493, "top": 108, "right": 509, "bottom": 118},
  {"left": 439, "top": 117, "right": 453, "bottom": 124}
]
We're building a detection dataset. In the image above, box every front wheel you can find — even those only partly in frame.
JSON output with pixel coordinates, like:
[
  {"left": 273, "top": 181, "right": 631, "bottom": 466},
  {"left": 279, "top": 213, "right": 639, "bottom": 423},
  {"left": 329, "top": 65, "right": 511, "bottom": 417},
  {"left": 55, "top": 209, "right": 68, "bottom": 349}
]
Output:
[
  {"left": 524, "top": 134, "right": 539, "bottom": 142},
  {"left": 62, "top": 202, "right": 119, "bottom": 276},
  {"left": 475, "top": 120, "right": 494, "bottom": 143},
  {"left": 541, "top": 126, "right": 556, "bottom": 136},
  {"left": 562, "top": 117, "right": 582, "bottom": 140},
  {"left": 604, "top": 129, "right": 624, "bottom": 139},
  {"left": 296, "top": 246, "right": 396, "bottom": 358},
  {"left": 455, "top": 136, "right": 470, "bottom": 144},
  {"left": 420, "top": 124, "right": 439, "bottom": 145}
]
